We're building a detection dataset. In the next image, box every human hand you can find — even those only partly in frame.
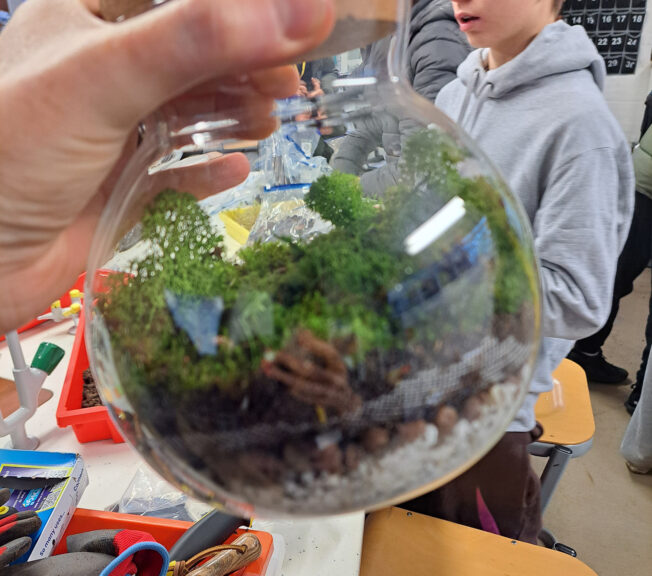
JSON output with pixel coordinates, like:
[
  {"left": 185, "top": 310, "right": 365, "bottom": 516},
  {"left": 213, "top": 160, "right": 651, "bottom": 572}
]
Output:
[
  {"left": 0, "top": 0, "right": 334, "bottom": 333},
  {"left": 0, "top": 488, "right": 42, "bottom": 567},
  {"left": 297, "top": 80, "right": 309, "bottom": 97},
  {"left": 307, "top": 77, "right": 324, "bottom": 98}
]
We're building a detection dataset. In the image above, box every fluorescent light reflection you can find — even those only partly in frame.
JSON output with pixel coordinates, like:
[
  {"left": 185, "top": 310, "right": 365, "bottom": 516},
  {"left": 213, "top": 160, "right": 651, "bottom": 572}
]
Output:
[
  {"left": 404, "top": 196, "right": 466, "bottom": 256},
  {"left": 332, "top": 77, "right": 378, "bottom": 88}
]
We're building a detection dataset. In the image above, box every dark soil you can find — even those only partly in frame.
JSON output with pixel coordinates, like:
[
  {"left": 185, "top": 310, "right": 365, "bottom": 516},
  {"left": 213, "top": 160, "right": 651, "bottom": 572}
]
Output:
[
  {"left": 81, "top": 369, "right": 103, "bottom": 408},
  {"left": 493, "top": 305, "right": 536, "bottom": 343}
]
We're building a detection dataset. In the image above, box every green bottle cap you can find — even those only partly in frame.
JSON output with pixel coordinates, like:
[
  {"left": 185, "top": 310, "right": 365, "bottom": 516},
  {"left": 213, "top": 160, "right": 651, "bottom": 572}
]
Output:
[{"left": 31, "top": 342, "right": 65, "bottom": 375}]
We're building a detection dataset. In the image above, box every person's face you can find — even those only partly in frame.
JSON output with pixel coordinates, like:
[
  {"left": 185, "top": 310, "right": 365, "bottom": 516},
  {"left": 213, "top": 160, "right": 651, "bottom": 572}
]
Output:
[{"left": 451, "top": 0, "right": 557, "bottom": 51}]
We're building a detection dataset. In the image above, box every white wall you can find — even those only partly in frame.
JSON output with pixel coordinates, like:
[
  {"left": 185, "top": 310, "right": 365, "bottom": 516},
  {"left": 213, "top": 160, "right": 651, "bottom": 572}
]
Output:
[{"left": 604, "top": 10, "right": 652, "bottom": 143}]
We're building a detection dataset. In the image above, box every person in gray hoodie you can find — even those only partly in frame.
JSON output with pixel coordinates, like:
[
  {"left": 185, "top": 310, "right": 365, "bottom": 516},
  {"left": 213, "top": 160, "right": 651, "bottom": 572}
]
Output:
[
  {"left": 569, "top": 90, "right": 652, "bottom": 416},
  {"left": 331, "top": 0, "right": 470, "bottom": 196},
  {"left": 402, "top": 0, "right": 634, "bottom": 543}
]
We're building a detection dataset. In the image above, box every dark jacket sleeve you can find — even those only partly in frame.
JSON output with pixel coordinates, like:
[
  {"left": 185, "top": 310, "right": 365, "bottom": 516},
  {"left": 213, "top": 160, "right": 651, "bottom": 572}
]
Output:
[
  {"left": 303, "top": 58, "right": 338, "bottom": 93},
  {"left": 641, "top": 91, "right": 652, "bottom": 139},
  {"left": 409, "top": 19, "right": 471, "bottom": 103},
  {"left": 331, "top": 115, "right": 385, "bottom": 178},
  {"left": 332, "top": 20, "right": 469, "bottom": 198},
  {"left": 355, "top": 20, "right": 470, "bottom": 197}
]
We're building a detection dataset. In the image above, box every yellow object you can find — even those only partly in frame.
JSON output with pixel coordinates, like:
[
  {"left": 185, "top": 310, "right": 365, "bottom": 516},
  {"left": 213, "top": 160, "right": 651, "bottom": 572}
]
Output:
[
  {"left": 69, "top": 289, "right": 84, "bottom": 299},
  {"left": 315, "top": 405, "right": 327, "bottom": 424},
  {"left": 223, "top": 205, "right": 261, "bottom": 229},
  {"left": 62, "top": 303, "right": 82, "bottom": 318},
  {"left": 51, "top": 300, "right": 61, "bottom": 309},
  {"left": 536, "top": 359, "right": 595, "bottom": 446},
  {"left": 219, "top": 205, "right": 261, "bottom": 246},
  {"left": 361, "top": 507, "right": 598, "bottom": 576}
]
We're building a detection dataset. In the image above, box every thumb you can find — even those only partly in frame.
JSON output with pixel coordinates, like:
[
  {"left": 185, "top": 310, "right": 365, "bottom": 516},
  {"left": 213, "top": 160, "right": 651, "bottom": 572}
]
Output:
[{"left": 91, "top": 0, "right": 335, "bottom": 127}]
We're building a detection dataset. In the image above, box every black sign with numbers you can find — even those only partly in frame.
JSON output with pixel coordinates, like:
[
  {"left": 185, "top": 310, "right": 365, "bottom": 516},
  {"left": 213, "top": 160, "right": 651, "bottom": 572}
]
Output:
[{"left": 562, "top": 0, "right": 647, "bottom": 74}]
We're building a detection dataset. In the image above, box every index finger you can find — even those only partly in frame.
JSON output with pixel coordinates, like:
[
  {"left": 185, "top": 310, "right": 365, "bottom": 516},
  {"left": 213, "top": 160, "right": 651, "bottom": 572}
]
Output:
[{"left": 91, "top": 0, "right": 334, "bottom": 127}]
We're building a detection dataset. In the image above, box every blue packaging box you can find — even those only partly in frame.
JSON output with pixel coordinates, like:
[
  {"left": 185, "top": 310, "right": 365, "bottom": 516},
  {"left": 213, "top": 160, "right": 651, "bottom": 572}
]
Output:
[{"left": 0, "top": 449, "right": 88, "bottom": 562}]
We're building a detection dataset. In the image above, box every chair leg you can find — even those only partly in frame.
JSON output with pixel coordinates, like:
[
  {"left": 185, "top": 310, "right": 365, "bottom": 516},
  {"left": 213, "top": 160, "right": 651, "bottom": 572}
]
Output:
[
  {"left": 539, "top": 528, "right": 578, "bottom": 556},
  {"left": 539, "top": 528, "right": 557, "bottom": 548},
  {"left": 539, "top": 445, "right": 573, "bottom": 513}
]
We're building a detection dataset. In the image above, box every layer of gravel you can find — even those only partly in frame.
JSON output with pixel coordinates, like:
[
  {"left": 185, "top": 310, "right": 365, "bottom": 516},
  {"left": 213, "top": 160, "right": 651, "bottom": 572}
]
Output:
[{"left": 233, "top": 380, "right": 521, "bottom": 514}]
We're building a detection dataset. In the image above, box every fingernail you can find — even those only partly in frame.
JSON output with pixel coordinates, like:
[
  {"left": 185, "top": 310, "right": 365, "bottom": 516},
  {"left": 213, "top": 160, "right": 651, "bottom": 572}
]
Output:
[{"left": 276, "top": 0, "right": 331, "bottom": 40}]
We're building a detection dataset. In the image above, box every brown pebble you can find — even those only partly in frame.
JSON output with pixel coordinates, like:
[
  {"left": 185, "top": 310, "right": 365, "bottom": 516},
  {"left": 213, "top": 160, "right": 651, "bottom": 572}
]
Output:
[
  {"left": 344, "top": 444, "right": 362, "bottom": 471},
  {"left": 313, "top": 445, "right": 343, "bottom": 475},
  {"left": 434, "top": 405, "right": 458, "bottom": 434},
  {"left": 361, "top": 427, "right": 390, "bottom": 454},
  {"left": 396, "top": 420, "right": 426, "bottom": 443},
  {"left": 463, "top": 396, "right": 483, "bottom": 421},
  {"left": 283, "top": 443, "right": 313, "bottom": 473},
  {"left": 235, "top": 451, "right": 284, "bottom": 486},
  {"left": 478, "top": 390, "right": 494, "bottom": 405},
  {"left": 504, "top": 376, "right": 521, "bottom": 390}
]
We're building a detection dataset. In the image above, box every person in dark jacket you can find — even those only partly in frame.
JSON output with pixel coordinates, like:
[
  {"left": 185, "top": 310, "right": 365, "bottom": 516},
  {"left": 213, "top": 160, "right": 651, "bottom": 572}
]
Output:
[
  {"left": 297, "top": 57, "right": 338, "bottom": 93},
  {"left": 330, "top": 0, "right": 470, "bottom": 197},
  {"left": 641, "top": 90, "right": 652, "bottom": 142},
  {"left": 568, "top": 90, "right": 652, "bottom": 415}
]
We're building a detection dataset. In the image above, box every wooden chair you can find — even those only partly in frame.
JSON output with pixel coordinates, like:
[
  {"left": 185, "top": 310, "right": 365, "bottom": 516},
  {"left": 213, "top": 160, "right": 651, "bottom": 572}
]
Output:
[
  {"left": 529, "top": 359, "right": 595, "bottom": 549},
  {"left": 360, "top": 507, "right": 598, "bottom": 576}
]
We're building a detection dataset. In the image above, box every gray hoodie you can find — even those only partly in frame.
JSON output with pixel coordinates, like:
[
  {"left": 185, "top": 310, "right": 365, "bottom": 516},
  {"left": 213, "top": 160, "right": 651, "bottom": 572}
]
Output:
[{"left": 436, "top": 21, "right": 635, "bottom": 431}]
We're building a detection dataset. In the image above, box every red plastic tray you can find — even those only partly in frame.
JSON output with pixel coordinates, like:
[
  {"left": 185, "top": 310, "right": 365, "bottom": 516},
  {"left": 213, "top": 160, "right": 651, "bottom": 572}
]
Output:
[
  {"left": 56, "top": 308, "right": 125, "bottom": 443},
  {"left": 54, "top": 509, "right": 275, "bottom": 576},
  {"left": 54, "top": 509, "right": 192, "bottom": 554}
]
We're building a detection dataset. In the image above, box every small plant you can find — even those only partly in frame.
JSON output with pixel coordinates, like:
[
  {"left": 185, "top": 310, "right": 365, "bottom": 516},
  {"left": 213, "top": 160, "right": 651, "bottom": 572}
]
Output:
[{"left": 305, "top": 172, "right": 376, "bottom": 228}]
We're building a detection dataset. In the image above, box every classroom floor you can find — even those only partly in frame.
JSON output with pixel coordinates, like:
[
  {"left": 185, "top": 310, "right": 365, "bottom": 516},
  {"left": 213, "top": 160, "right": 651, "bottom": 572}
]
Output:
[{"left": 532, "top": 268, "right": 652, "bottom": 576}]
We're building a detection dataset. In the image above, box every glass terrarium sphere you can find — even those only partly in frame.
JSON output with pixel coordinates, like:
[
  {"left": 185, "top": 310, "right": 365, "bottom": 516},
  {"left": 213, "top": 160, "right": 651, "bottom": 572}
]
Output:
[{"left": 87, "top": 0, "right": 541, "bottom": 517}]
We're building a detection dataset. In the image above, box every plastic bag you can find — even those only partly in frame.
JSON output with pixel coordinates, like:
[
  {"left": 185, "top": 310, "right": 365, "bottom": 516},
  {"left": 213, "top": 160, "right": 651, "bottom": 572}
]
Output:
[
  {"left": 248, "top": 122, "right": 333, "bottom": 245},
  {"left": 107, "top": 466, "right": 212, "bottom": 522},
  {"left": 199, "top": 171, "right": 264, "bottom": 218},
  {"left": 246, "top": 185, "right": 332, "bottom": 245},
  {"left": 259, "top": 125, "right": 331, "bottom": 191}
]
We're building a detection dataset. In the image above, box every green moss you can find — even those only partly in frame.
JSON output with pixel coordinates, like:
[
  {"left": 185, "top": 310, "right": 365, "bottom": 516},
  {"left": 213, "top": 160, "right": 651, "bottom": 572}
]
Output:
[
  {"left": 305, "top": 172, "right": 376, "bottom": 228},
  {"left": 394, "top": 130, "right": 537, "bottom": 315},
  {"left": 100, "top": 130, "right": 536, "bottom": 397}
]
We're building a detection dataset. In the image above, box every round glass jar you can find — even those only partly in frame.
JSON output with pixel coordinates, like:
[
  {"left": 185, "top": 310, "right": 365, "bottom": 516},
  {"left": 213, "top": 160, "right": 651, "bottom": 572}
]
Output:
[{"left": 87, "top": 0, "right": 541, "bottom": 517}]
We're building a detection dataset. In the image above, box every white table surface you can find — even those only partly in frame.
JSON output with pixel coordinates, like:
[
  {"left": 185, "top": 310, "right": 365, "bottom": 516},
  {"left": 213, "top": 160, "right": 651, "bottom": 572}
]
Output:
[{"left": 0, "top": 319, "right": 364, "bottom": 576}]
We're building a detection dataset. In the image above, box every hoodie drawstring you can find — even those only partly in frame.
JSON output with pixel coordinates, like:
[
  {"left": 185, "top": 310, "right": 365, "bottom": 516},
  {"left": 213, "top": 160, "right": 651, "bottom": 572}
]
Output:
[
  {"left": 466, "top": 81, "right": 493, "bottom": 131},
  {"left": 457, "top": 69, "right": 493, "bottom": 133},
  {"left": 457, "top": 69, "right": 479, "bottom": 128}
]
